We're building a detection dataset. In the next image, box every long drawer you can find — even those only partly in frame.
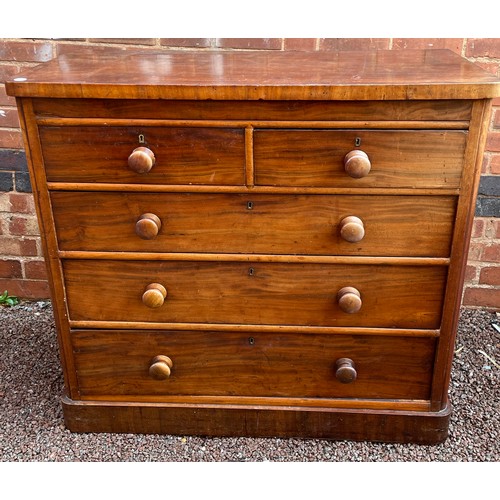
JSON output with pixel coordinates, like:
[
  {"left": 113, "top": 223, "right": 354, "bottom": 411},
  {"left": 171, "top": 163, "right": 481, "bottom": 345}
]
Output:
[
  {"left": 63, "top": 260, "right": 447, "bottom": 328},
  {"left": 72, "top": 329, "right": 435, "bottom": 400},
  {"left": 254, "top": 129, "right": 467, "bottom": 188},
  {"left": 39, "top": 126, "right": 246, "bottom": 185},
  {"left": 51, "top": 192, "right": 457, "bottom": 257}
]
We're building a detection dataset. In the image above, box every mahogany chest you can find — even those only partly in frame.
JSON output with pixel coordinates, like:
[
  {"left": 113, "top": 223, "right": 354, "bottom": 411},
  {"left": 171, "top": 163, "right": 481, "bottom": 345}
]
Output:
[{"left": 6, "top": 48, "right": 500, "bottom": 443}]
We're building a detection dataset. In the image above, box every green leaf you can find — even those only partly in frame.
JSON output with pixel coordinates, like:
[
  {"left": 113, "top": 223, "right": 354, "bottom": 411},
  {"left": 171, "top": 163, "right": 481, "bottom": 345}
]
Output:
[{"left": 0, "top": 291, "right": 19, "bottom": 306}]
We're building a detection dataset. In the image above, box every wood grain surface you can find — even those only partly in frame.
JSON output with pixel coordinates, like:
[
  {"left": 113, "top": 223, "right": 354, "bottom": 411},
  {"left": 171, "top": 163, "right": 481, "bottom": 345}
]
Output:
[
  {"left": 62, "top": 259, "right": 447, "bottom": 328},
  {"left": 254, "top": 129, "right": 467, "bottom": 188},
  {"left": 31, "top": 98, "right": 473, "bottom": 121},
  {"left": 71, "top": 329, "right": 435, "bottom": 400},
  {"left": 6, "top": 49, "right": 500, "bottom": 100},
  {"left": 51, "top": 191, "right": 457, "bottom": 257},
  {"left": 39, "top": 125, "right": 245, "bottom": 185}
]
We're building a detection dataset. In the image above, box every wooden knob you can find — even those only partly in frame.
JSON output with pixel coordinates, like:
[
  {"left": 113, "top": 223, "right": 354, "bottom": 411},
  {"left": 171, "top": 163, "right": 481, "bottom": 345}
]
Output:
[
  {"left": 340, "top": 216, "right": 365, "bottom": 243},
  {"left": 128, "top": 146, "right": 155, "bottom": 173},
  {"left": 136, "top": 213, "right": 162, "bottom": 240},
  {"left": 335, "top": 358, "right": 357, "bottom": 383},
  {"left": 149, "top": 355, "right": 173, "bottom": 380},
  {"left": 337, "top": 286, "right": 362, "bottom": 314},
  {"left": 344, "top": 150, "right": 371, "bottom": 178},
  {"left": 142, "top": 283, "right": 167, "bottom": 308}
]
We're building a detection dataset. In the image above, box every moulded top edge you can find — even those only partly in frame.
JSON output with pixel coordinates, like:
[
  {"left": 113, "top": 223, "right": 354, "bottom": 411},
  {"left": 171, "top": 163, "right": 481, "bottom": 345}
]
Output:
[{"left": 5, "top": 49, "right": 500, "bottom": 100}]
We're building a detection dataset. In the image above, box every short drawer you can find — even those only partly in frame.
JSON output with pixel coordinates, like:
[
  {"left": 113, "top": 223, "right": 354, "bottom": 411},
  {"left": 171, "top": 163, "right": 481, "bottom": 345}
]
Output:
[
  {"left": 39, "top": 126, "right": 245, "bottom": 185},
  {"left": 254, "top": 129, "right": 467, "bottom": 188},
  {"left": 72, "top": 329, "right": 435, "bottom": 400},
  {"left": 51, "top": 191, "right": 457, "bottom": 257},
  {"left": 63, "top": 260, "right": 447, "bottom": 329}
]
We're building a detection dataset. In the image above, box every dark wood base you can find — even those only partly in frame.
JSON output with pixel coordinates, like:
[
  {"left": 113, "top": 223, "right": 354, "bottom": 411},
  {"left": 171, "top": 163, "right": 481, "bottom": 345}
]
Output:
[{"left": 62, "top": 397, "right": 451, "bottom": 444}]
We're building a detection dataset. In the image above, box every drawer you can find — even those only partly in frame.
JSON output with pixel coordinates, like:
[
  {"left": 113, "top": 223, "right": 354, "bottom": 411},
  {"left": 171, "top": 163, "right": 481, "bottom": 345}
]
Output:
[
  {"left": 63, "top": 260, "right": 447, "bottom": 329},
  {"left": 72, "top": 329, "right": 435, "bottom": 400},
  {"left": 51, "top": 191, "right": 457, "bottom": 257},
  {"left": 254, "top": 130, "right": 467, "bottom": 188},
  {"left": 39, "top": 126, "right": 245, "bottom": 185}
]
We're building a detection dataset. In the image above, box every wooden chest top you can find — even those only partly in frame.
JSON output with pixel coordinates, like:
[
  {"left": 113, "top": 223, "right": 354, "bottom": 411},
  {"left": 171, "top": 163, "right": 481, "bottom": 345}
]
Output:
[{"left": 6, "top": 48, "right": 500, "bottom": 100}]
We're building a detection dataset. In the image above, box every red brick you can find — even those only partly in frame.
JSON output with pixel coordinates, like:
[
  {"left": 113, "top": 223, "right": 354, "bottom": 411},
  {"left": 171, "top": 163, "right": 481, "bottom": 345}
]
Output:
[
  {"left": 483, "top": 243, "right": 500, "bottom": 262},
  {"left": 24, "top": 260, "right": 47, "bottom": 280},
  {"left": 464, "top": 264, "right": 478, "bottom": 283},
  {"left": 216, "top": 39, "right": 282, "bottom": 50},
  {"left": 0, "top": 259, "right": 22, "bottom": 278},
  {"left": 467, "top": 241, "right": 483, "bottom": 261},
  {"left": 0, "top": 129, "right": 23, "bottom": 149},
  {"left": 479, "top": 266, "right": 500, "bottom": 285},
  {"left": 0, "top": 40, "right": 53, "bottom": 62},
  {"left": 0, "top": 85, "right": 16, "bottom": 106},
  {"left": 8, "top": 192, "right": 35, "bottom": 214},
  {"left": 22, "top": 238, "right": 39, "bottom": 256},
  {"left": 465, "top": 38, "right": 500, "bottom": 58},
  {"left": 55, "top": 43, "right": 136, "bottom": 58},
  {"left": 393, "top": 38, "right": 462, "bottom": 53},
  {"left": 0, "top": 278, "right": 50, "bottom": 299},
  {"left": 490, "top": 155, "right": 500, "bottom": 175},
  {"left": 493, "top": 108, "right": 500, "bottom": 129},
  {"left": 0, "top": 107, "right": 20, "bottom": 128},
  {"left": 160, "top": 39, "right": 212, "bottom": 48},
  {"left": 319, "top": 39, "right": 389, "bottom": 51},
  {"left": 485, "top": 218, "right": 500, "bottom": 238},
  {"left": 0, "top": 236, "right": 37, "bottom": 256},
  {"left": 284, "top": 39, "right": 317, "bottom": 51},
  {"left": 481, "top": 154, "right": 488, "bottom": 173},
  {"left": 471, "top": 218, "right": 485, "bottom": 238},
  {"left": 0, "top": 64, "right": 20, "bottom": 83},
  {"left": 7, "top": 216, "right": 24, "bottom": 235},
  {"left": 486, "top": 131, "right": 500, "bottom": 152},
  {"left": 463, "top": 287, "right": 500, "bottom": 309},
  {"left": 492, "top": 219, "right": 500, "bottom": 238},
  {"left": 8, "top": 215, "right": 39, "bottom": 236}
]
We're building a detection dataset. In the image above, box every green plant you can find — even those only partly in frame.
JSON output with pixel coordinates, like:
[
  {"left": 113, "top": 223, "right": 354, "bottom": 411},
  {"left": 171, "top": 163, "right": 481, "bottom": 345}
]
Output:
[{"left": 0, "top": 290, "right": 19, "bottom": 307}]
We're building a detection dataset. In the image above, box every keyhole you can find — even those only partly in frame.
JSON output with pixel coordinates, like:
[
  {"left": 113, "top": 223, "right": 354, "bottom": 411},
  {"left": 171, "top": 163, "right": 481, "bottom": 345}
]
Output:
[
  {"left": 248, "top": 337, "right": 255, "bottom": 345},
  {"left": 248, "top": 267, "right": 255, "bottom": 276},
  {"left": 247, "top": 201, "right": 253, "bottom": 210},
  {"left": 138, "top": 134, "right": 145, "bottom": 144},
  {"left": 355, "top": 137, "right": 361, "bottom": 147}
]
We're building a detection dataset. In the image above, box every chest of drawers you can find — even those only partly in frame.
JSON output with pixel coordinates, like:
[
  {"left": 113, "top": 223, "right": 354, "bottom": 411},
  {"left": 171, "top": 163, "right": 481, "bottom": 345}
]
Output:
[{"left": 6, "top": 48, "right": 500, "bottom": 443}]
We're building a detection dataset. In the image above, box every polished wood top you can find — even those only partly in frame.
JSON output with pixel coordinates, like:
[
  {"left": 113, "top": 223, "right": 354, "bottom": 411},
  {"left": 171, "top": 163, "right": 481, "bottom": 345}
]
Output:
[{"left": 6, "top": 48, "right": 500, "bottom": 100}]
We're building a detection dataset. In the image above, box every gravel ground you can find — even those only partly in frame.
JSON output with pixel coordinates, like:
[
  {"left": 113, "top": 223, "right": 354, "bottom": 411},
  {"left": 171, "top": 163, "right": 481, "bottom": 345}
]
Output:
[{"left": 0, "top": 301, "right": 498, "bottom": 463}]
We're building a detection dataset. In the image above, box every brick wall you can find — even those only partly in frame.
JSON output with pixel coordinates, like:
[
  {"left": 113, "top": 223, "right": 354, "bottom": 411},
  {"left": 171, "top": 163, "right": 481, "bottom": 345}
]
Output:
[{"left": 1, "top": 38, "right": 499, "bottom": 309}]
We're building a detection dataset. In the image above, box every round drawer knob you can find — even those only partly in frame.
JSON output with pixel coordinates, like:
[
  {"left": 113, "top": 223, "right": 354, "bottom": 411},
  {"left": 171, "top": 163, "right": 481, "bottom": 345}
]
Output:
[
  {"left": 128, "top": 146, "right": 156, "bottom": 174},
  {"left": 142, "top": 283, "right": 167, "bottom": 308},
  {"left": 340, "top": 216, "right": 365, "bottom": 243},
  {"left": 335, "top": 358, "right": 357, "bottom": 383},
  {"left": 149, "top": 355, "right": 173, "bottom": 380},
  {"left": 136, "top": 213, "right": 162, "bottom": 240},
  {"left": 337, "top": 286, "right": 362, "bottom": 314},
  {"left": 344, "top": 150, "right": 371, "bottom": 178}
]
